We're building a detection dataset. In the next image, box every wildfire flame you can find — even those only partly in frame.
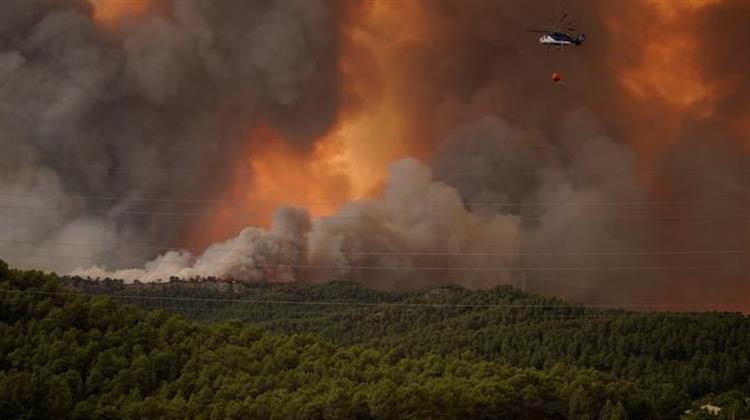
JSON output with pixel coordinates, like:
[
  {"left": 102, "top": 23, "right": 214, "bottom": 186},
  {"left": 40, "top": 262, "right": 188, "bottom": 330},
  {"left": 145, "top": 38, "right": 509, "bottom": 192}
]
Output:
[
  {"left": 185, "top": 1, "right": 432, "bottom": 250},
  {"left": 183, "top": 124, "right": 351, "bottom": 250}
]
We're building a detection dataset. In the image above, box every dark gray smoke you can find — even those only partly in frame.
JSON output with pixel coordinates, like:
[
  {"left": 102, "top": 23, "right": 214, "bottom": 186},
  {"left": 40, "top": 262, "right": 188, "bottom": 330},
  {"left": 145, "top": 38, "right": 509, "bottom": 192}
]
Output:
[
  {"left": 0, "top": 0, "right": 341, "bottom": 270},
  {"left": 431, "top": 111, "right": 650, "bottom": 303}
]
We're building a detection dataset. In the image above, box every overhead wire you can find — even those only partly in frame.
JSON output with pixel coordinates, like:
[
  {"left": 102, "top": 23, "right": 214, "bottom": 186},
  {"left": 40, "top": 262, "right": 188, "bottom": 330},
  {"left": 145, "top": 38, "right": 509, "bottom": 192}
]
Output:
[
  {"left": 3, "top": 191, "right": 750, "bottom": 207},
  {"left": 2, "top": 204, "right": 750, "bottom": 222},
  {"left": 6, "top": 145, "right": 750, "bottom": 177},
  {"left": 3, "top": 239, "right": 750, "bottom": 257},
  {"left": 4, "top": 288, "right": 747, "bottom": 310},
  {"left": 0, "top": 252, "right": 743, "bottom": 272}
]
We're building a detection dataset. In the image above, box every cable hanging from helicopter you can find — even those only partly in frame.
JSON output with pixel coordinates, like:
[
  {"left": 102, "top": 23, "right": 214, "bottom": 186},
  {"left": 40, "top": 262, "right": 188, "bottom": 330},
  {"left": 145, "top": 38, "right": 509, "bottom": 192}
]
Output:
[{"left": 527, "top": 13, "right": 585, "bottom": 83}]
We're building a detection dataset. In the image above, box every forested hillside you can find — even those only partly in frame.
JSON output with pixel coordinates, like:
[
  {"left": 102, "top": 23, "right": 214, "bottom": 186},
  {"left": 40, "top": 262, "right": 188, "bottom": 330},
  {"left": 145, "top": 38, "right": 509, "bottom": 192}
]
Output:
[{"left": 2, "top": 262, "right": 749, "bottom": 419}]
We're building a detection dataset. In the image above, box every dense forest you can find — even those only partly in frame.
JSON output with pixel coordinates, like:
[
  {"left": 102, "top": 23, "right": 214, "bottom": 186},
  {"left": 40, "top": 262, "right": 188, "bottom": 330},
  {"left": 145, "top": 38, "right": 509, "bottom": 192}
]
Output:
[{"left": 2, "top": 261, "right": 749, "bottom": 419}]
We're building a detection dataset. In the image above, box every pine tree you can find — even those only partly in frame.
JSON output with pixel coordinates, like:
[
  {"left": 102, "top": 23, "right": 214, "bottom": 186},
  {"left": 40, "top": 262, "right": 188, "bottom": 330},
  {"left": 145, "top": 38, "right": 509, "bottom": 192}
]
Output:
[
  {"left": 611, "top": 401, "right": 628, "bottom": 420},
  {"left": 569, "top": 385, "right": 592, "bottom": 419},
  {"left": 598, "top": 399, "right": 614, "bottom": 420}
]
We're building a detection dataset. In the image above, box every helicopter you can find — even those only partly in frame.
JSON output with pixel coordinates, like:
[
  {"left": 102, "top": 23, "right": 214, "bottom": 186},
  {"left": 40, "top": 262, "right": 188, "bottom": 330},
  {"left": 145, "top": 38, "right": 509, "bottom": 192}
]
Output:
[
  {"left": 527, "top": 14, "right": 585, "bottom": 83},
  {"left": 527, "top": 14, "right": 585, "bottom": 48}
]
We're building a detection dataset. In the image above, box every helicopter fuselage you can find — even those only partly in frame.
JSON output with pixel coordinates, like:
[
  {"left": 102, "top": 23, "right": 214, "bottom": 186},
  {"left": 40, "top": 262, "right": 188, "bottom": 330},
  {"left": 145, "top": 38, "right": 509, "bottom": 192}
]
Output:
[{"left": 538, "top": 32, "right": 585, "bottom": 47}]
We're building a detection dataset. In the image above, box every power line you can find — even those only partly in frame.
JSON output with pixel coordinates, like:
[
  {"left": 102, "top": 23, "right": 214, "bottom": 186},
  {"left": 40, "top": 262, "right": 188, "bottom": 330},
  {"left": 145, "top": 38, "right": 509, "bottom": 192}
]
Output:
[
  {"left": 2, "top": 239, "right": 750, "bottom": 257},
  {"left": 0, "top": 289, "right": 586, "bottom": 308},
  {"left": 12, "top": 160, "right": 750, "bottom": 177},
  {"left": 4, "top": 191, "right": 750, "bottom": 207},
  {"left": 0, "top": 192, "right": 239, "bottom": 204},
  {"left": 3, "top": 204, "right": 750, "bottom": 222},
  {"left": 0, "top": 252, "right": 743, "bottom": 271},
  {"left": 3, "top": 288, "right": 747, "bottom": 310}
]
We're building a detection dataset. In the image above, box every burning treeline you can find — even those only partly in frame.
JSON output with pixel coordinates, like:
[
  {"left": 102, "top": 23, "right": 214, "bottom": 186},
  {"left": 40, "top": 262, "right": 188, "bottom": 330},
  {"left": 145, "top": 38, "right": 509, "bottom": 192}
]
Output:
[{"left": 1, "top": 0, "right": 749, "bottom": 310}]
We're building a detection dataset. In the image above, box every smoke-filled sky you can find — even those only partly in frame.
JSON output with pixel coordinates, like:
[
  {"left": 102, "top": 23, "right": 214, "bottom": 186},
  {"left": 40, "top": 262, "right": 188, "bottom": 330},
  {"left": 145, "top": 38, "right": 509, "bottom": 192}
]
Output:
[{"left": 1, "top": 0, "right": 749, "bottom": 310}]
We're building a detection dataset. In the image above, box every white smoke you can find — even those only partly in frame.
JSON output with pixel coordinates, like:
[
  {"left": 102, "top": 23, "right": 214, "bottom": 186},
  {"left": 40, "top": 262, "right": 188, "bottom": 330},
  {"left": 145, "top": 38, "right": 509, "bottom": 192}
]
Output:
[{"left": 72, "top": 158, "right": 523, "bottom": 289}]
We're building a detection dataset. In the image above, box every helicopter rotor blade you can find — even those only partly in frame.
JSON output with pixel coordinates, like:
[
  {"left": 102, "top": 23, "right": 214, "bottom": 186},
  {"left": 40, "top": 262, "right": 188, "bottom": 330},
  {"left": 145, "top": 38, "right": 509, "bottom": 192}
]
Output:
[{"left": 555, "top": 13, "right": 568, "bottom": 29}]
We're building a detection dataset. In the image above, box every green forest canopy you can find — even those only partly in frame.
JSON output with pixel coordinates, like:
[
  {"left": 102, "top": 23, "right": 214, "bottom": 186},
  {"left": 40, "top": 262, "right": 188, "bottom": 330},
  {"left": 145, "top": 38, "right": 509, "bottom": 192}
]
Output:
[{"left": 1, "top": 260, "right": 749, "bottom": 419}]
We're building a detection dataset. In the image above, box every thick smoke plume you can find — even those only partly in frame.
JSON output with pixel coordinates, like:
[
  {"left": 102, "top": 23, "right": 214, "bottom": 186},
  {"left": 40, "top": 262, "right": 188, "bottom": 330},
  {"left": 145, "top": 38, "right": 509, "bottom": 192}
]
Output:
[
  {"left": 3, "top": 0, "right": 750, "bottom": 309},
  {"left": 73, "top": 113, "right": 643, "bottom": 299},
  {"left": 1, "top": 0, "right": 340, "bottom": 268},
  {"left": 75, "top": 157, "right": 522, "bottom": 290}
]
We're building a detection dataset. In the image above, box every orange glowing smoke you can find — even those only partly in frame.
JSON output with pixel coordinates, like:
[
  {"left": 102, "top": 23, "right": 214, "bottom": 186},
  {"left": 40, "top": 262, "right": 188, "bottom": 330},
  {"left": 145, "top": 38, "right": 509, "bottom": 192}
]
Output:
[
  {"left": 611, "top": 0, "right": 722, "bottom": 162},
  {"left": 620, "top": 36, "right": 713, "bottom": 111},
  {"left": 323, "top": 0, "right": 431, "bottom": 196},
  {"left": 244, "top": 126, "right": 353, "bottom": 223},
  {"left": 90, "top": 0, "right": 150, "bottom": 25},
  {"left": 619, "top": 0, "right": 720, "bottom": 111},
  {"left": 185, "top": 124, "right": 354, "bottom": 250},
  {"left": 186, "top": 1, "right": 433, "bottom": 250}
]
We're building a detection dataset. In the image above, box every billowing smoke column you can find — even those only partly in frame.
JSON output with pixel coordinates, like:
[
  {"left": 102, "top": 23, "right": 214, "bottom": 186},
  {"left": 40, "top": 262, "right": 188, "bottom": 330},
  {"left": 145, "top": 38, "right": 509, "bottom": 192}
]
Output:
[
  {"left": 0, "top": 0, "right": 340, "bottom": 268},
  {"left": 77, "top": 157, "right": 522, "bottom": 290},
  {"left": 4, "top": 0, "right": 750, "bottom": 309}
]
